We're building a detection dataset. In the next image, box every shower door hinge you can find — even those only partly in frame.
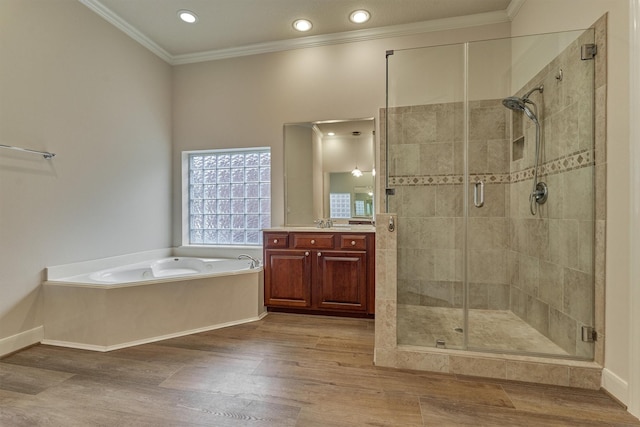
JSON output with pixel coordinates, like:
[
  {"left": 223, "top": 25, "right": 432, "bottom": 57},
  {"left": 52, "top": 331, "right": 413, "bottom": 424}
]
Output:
[
  {"left": 581, "top": 44, "right": 597, "bottom": 60},
  {"left": 581, "top": 326, "right": 597, "bottom": 342}
]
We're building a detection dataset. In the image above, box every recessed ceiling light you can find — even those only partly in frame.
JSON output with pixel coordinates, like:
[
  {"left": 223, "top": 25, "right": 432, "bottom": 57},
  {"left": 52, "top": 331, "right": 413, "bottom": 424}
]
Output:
[
  {"left": 349, "top": 9, "right": 370, "bottom": 24},
  {"left": 178, "top": 10, "right": 198, "bottom": 24},
  {"left": 293, "top": 19, "right": 313, "bottom": 32},
  {"left": 327, "top": 132, "right": 336, "bottom": 136}
]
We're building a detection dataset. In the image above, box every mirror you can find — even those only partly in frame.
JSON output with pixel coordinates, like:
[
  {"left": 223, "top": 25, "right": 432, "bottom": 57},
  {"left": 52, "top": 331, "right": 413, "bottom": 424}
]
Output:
[{"left": 284, "top": 118, "right": 375, "bottom": 226}]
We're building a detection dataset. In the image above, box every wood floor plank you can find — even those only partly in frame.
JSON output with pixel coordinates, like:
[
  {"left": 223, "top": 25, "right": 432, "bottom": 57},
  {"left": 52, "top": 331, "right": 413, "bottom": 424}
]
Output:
[
  {"left": 315, "top": 336, "right": 375, "bottom": 354},
  {"left": 500, "top": 381, "right": 640, "bottom": 425},
  {"left": 295, "top": 390, "right": 423, "bottom": 427},
  {"left": 0, "top": 363, "right": 74, "bottom": 395},
  {"left": 157, "top": 333, "right": 374, "bottom": 368},
  {"left": 250, "top": 357, "right": 382, "bottom": 391},
  {"left": 419, "top": 397, "right": 630, "bottom": 427},
  {"left": 375, "top": 372, "right": 516, "bottom": 409},
  {"left": 1, "top": 345, "right": 183, "bottom": 386},
  {"left": 0, "top": 313, "right": 637, "bottom": 426},
  {"left": 109, "top": 343, "right": 263, "bottom": 371},
  {"left": 160, "top": 366, "right": 324, "bottom": 407},
  {"left": 36, "top": 374, "right": 300, "bottom": 426}
]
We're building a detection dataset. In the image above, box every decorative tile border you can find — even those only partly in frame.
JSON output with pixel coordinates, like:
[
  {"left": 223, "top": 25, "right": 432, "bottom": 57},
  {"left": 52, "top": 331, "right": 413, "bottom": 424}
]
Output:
[
  {"left": 512, "top": 149, "right": 594, "bottom": 183},
  {"left": 390, "top": 149, "right": 594, "bottom": 186},
  {"left": 389, "top": 175, "right": 463, "bottom": 186}
]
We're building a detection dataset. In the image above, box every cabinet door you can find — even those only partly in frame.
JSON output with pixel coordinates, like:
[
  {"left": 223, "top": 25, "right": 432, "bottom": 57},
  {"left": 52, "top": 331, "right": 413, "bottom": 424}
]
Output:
[
  {"left": 315, "top": 250, "right": 367, "bottom": 311},
  {"left": 264, "top": 249, "right": 312, "bottom": 307}
]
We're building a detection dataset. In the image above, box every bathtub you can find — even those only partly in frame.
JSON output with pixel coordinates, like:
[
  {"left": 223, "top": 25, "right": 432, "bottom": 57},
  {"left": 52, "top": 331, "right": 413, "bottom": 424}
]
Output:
[
  {"left": 52, "top": 257, "right": 258, "bottom": 287},
  {"left": 43, "top": 251, "right": 265, "bottom": 351}
]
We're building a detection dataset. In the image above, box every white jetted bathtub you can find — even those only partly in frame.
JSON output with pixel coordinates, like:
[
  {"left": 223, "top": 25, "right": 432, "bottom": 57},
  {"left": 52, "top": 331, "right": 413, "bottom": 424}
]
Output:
[
  {"left": 57, "top": 257, "right": 256, "bottom": 286},
  {"left": 43, "top": 250, "right": 265, "bottom": 351}
]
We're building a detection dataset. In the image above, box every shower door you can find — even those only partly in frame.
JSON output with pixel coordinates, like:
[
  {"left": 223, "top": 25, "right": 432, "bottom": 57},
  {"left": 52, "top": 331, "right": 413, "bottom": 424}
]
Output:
[
  {"left": 386, "top": 43, "right": 468, "bottom": 350},
  {"left": 387, "top": 29, "right": 596, "bottom": 359}
]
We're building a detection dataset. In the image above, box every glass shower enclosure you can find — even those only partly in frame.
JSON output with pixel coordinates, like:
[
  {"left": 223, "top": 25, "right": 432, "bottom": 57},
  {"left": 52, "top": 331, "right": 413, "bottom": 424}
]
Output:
[{"left": 384, "top": 29, "right": 596, "bottom": 358}]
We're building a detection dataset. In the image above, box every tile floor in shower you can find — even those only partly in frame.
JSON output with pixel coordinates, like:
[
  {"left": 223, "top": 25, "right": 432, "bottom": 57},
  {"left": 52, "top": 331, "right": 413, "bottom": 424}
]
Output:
[{"left": 397, "top": 304, "right": 568, "bottom": 355}]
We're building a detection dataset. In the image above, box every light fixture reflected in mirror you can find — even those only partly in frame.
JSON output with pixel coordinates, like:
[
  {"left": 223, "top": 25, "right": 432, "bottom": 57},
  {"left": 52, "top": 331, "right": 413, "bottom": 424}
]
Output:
[{"left": 351, "top": 165, "right": 363, "bottom": 177}]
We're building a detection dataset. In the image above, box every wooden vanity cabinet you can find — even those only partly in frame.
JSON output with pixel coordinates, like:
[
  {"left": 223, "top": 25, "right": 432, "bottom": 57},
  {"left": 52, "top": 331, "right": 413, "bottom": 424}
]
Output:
[{"left": 263, "top": 231, "right": 375, "bottom": 316}]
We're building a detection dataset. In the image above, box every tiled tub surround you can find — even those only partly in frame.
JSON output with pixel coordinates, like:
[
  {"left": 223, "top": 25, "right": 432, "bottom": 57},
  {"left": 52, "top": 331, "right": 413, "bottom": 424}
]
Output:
[{"left": 375, "top": 18, "right": 605, "bottom": 387}]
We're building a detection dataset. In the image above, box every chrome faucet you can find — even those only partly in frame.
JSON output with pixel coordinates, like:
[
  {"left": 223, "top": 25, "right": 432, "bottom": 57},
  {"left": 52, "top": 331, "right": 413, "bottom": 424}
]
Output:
[
  {"left": 238, "top": 254, "right": 259, "bottom": 268},
  {"left": 314, "top": 218, "right": 333, "bottom": 228}
]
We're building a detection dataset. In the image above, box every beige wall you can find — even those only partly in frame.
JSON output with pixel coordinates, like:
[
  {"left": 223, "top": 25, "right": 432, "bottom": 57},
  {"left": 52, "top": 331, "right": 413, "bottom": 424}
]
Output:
[
  {"left": 171, "top": 22, "right": 512, "bottom": 238},
  {"left": 389, "top": 38, "right": 512, "bottom": 106},
  {"left": 284, "top": 124, "right": 314, "bottom": 224},
  {"left": 511, "top": 0, "right": 631, "bottom": 405},
  {"left": 0, "top": 0, "right": 172, "bottom": 353}
]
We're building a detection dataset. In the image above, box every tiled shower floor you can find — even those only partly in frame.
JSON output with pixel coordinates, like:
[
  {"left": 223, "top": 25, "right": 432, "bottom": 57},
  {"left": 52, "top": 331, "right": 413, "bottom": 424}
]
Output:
[{"left": 397, "top": 305, "right": 568, "bottom": 355}]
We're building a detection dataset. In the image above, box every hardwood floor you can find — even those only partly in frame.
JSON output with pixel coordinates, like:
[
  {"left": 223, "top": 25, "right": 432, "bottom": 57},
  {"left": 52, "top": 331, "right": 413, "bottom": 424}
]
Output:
[{"left": 1, "top": 313, "right": 638, "bottom": 426}]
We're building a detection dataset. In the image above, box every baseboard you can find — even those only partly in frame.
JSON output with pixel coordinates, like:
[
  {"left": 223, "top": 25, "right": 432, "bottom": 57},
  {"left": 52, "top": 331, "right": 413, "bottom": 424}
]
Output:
[
  {"left": 42, "top": 313, "right": 268, "bottom": 352},
  {"left": 0, "top": 326, "right": 44, "bottom": 357},
  {"left": 602, "top": 367, "right": 629, "bottom": 407}
]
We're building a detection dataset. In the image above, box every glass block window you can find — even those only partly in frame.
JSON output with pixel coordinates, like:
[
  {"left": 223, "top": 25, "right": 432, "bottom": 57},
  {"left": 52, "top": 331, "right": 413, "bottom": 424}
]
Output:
[
  {"left": 329, "top": 193, "right": 351, "bottom": 219},
  {"left": 354, "top": 200, "right": 365, "bottom": 216},
  {"left": 188, "top": 148, "right": 270, "bottom": 245}
]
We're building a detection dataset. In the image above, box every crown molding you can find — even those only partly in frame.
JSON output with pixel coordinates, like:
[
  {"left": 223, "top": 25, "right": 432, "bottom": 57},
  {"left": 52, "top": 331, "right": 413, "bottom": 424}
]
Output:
[
  {"left": 80, "top": 0, "right": 512, "bottom": 66},
  {"left": 79, "top": 0, "right": 173, "bottom": 63},
  {"left": 172, "top": 10, "right": 511, "bottom": 65},
  {"left": 506, "top": 0, "right": 526, "bottom": 20}
]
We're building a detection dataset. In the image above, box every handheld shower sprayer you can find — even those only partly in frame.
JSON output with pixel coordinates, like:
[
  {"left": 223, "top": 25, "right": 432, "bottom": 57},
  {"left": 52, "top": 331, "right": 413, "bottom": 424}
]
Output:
[{"left": 502, "top": 84, "right": 547, "bottom": 215}]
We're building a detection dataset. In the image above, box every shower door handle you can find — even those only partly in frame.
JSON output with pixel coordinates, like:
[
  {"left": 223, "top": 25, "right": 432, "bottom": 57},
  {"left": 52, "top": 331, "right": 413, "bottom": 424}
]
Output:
[{"left": 474, "top": 181, "right": 484, "bottom": 208}]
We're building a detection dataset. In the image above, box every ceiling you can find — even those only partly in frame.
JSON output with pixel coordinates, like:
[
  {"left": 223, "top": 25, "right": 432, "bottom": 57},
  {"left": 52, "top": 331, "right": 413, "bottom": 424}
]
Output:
[
  {"left": 315, "top": 119, "right": 374, "bottom": 139},
  {"left": 80, "top": 0, "right": 521, "bottom": 64}
]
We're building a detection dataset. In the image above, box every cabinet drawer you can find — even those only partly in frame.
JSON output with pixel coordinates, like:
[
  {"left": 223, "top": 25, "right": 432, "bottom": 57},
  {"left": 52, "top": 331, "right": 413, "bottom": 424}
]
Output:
[
  {"left": 339, "top": 235, "right": 367, "bottom": 250},
  {"left": 264, "top": 233, "right": 289, "bottom": 249},
  {"left": 292, "top": 234, "right": 335, "bottom": 249}
]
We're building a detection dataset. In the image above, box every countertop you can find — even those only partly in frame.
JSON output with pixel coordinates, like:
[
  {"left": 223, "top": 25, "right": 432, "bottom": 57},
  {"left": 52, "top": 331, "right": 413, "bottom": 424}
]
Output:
[{"left": 263, "top": 225, "right": 375, "bottom": 233}]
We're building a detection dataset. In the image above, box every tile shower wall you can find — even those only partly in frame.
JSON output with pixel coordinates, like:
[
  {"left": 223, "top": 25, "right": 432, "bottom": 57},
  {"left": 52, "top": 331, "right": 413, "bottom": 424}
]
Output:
[
  {"left": 386, "top": 100, "right": 511, "bottom": 312},
  {"left": 384, "top": 27, "right": 599, "bottom": 357},
  {"left": 508, "top": 29, "right": 596, "bottom": 358}
]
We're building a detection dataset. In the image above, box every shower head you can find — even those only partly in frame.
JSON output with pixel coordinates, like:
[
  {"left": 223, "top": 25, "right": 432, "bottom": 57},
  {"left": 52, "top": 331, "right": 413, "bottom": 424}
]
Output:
[
  {"left": 502, "top": 84, "right": 543, "bottom": 124},
  {"left": 502, "top": 96, "right": 526, "bottom": 111},
  {"left": 502, "top": 96, "right": 539, "bottom": 124}
]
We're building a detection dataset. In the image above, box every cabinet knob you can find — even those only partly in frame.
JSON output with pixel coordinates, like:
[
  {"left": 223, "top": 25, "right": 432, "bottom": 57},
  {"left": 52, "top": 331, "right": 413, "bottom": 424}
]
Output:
[
  {"left": 310, "top": 239, "right": 315, "bottom": 244},
  {"left": 273, "top": 239, "right": 278, "bottom": 244},
  {"left": 351, "top": 240, "right": 356, "bottom": 246},
  {"left": 305, "top": 251, "right": 309, "bottom": 256},
  {"left": 317, "top": 252, "right": 322, "bottom": 257}
]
